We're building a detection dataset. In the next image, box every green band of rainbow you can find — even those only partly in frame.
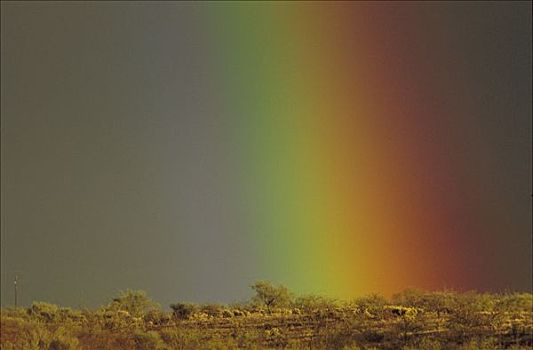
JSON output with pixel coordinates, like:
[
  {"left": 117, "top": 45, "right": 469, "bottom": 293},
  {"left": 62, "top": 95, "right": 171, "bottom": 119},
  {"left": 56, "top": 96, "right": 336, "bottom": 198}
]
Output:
[{"left": 203, "top": 3, "right": 475, "bottom": 297}]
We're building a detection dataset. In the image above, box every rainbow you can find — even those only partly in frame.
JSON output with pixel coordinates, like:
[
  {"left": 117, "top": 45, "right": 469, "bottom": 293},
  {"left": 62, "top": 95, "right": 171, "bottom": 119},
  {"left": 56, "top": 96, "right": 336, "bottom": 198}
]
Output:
[{"left": 202, "top": 3, "right": 474, "bottom": 298}]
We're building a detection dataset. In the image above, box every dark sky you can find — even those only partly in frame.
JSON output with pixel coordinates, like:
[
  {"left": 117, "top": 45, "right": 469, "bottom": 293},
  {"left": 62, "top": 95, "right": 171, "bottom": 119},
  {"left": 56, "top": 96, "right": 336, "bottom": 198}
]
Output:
[
  {"left": 1, "top": 2, "right": 531, "bottom": 308},
  {"left": 1, "top": 3, "right": 257, "bottom": 307}
]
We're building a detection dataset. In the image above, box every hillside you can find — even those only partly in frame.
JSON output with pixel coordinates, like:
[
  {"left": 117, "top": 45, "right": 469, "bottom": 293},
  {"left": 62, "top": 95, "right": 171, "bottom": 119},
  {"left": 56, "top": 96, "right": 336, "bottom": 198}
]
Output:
[{"left": 1, "top": 283, "right": 532, "bottom": 349}]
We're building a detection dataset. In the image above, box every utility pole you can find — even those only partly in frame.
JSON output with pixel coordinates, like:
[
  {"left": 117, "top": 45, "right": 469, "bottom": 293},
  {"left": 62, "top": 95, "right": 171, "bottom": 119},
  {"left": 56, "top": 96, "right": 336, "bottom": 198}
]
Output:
[{"left": 14, "top": 275, "right": 18, "bottom": 307}]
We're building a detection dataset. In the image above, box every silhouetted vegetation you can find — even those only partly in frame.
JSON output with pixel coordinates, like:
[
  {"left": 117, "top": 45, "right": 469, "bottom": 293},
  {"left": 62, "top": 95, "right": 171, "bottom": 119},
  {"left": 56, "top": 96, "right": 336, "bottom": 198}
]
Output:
[{"left": 1, "top": 281, "right": 532, "bottom": 349}]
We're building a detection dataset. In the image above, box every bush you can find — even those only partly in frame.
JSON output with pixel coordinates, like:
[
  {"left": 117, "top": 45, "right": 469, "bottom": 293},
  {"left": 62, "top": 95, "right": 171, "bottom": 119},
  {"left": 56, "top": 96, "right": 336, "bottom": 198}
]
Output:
[
  {"left": 28, "top": 302, "right": 61, "bottom": 322},
  {"left": 143, "top": 309, "right": 171, "bottom": 326},
  {"left": 170, "top": 302, "right": 198, "bottom": 320},
  {"left": 412, "top": 337, "right": 443, "bottom": 350},
  {"left": 361, "top": 329, "right": 385, "bottom": 343},
  {"left": 456, "top": 337, "right": 500, "bottom": 350},
  {"left": 132, "top": 330, "right": 165, "bottom": 350},
  {"left": 250, "top": 281, "right": 293, "bottom": 312},
  {"left": 48, "top": 337, "right": 79, "bottom": 350},
  {"left": 160, "top": 328, "right": 203, "bottom": 349},
  {"left": 0, "top": 317, "right": 44, "bottom": 350},
  {"left": 106, "top": 290, "right": 160, "bottom": 318},
  {"left": 293, "top": 294, "right": 337, "bottom": 312},
  {"left": 199, "top": 303, "right": 225, "bottom": 318},
  {"left": 353, "top": 294, "right": 388, "bottom": 319}
]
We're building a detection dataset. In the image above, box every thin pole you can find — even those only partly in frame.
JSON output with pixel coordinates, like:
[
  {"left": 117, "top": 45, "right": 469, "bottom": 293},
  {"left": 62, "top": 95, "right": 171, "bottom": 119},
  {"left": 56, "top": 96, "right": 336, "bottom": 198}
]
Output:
[{"left": 14, "top": 275, "right": 18, "bottom": 307}]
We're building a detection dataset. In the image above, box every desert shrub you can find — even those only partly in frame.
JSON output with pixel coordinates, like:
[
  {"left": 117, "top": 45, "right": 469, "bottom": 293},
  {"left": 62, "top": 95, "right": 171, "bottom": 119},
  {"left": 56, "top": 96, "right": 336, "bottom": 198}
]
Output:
[
  {"left": 47, "top": 325, "right": 81, "bottom": 350},
  {"left": 201, "top": 334, "right": 240, "bottom": 350},
  {"left": 262, "top": 326, "right": 289, "bottom": 348},
  {"left": 1, "top": 317, "right": 44, "bottom": 350},
  {"left": 446, "top": 292, "right": 501, "bottom": 341},
  {"left": 395, "top": 318, "right": 426, "bottom": 344},
  {"left": 132, "top": 330, "right": 165, "bottom": 350},
  {"left": 322, "top": 329, "right": 358, "bottom": 349},
  {"left": 93, "top": 309, "right": 134, "bottom": 330},
  {"left": 393, "top": 289, "right": 438, "bottom": 313},
  {"left": 250, "top": 281, "right": 293, "bottom": 312},
  {"left": 456, "top": 337, "right": 500, "bottom": 350},
  {"left": 199, "top": 303, "right": 225, "bottom": 318},
  {"left": 353, "top": 294, "right": 388, "bottom": 319},
  {"left": 143, "top": 309, "right": 171, "bottom": 326},
  {"left": 220, "top": 308, "right": 233, "bottom": 318},
  {"left": 28, "top": 302, "right": 62, "bottom": 322},
  {"left": 411, "top": 337, "right": 443, "bottom": 350},
  {"left": 105, "top": 290, "right": 159, "bottom": 318},
  {"left": 393, "top": 288, "right": 428, "bottom": 307},
  {"left": 361, "top": 329, "right": 385, "bottom": 343},
  {"left": 26, "top": 303, "right": 84, "bottom": 326},
  {"left": 292, "top": 294, "right": 337, "bottom": 312},
  {"left": 160, "top": 328, "right": 204, "bottom": 349},
  {"left": 1, "top": 320, "right": 80, "bottom": 350},
  {"left": 48, "top": 337, "right": 79, "bottom": 350},
  {"left": 234, "top": 329, "right": 262, "bottom": 349},
  {"left": 392, "top": 289, "right": 463, "bottom": 321},
  {"left": 58, "top": 308, "right": 85, "bottom": 324},
  {"left": 170, "top": 302, "right": 198, "bottom": 320},
  {"left": 496, "top": 292, "right": 533, "bottom": 318},
  {"left": 1, "top": 307, "right": 29, "bottom": 320},
  {"left": 76, "top": 328, "right": 134, "bottom": 350}
]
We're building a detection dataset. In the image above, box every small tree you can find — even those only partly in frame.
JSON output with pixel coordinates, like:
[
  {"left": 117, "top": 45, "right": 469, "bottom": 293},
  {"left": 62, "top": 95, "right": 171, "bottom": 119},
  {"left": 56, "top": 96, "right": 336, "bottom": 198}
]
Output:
[
  {"left": 250, "top": 281, "right": 292, "bottom": 312},
  {"left": 106, "top": 290, "right": 159, "bottom": 318}
]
